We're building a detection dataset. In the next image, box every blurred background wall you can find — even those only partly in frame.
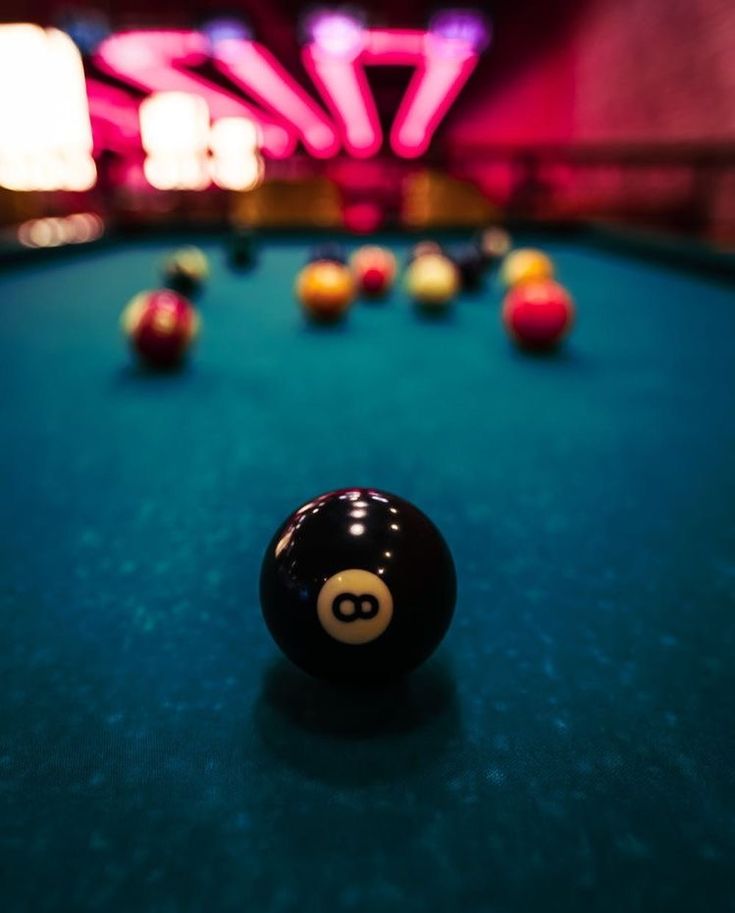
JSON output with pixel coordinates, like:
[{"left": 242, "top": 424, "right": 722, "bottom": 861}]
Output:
[{"left": 450, "top": 0, "right": 735, "bottom": 145}]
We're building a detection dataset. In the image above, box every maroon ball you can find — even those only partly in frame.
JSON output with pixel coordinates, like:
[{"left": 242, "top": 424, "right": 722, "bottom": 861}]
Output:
[{"left": 122, "top": 289, "right": 200, "bottom": 369}]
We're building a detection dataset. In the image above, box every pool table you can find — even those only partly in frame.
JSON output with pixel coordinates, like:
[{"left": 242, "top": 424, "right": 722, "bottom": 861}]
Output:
[{"left": 1, "top": 231, "right": 734, "bottom": 913}]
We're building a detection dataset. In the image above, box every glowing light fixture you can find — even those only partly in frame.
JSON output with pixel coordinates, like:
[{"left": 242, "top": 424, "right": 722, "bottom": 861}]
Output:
[
  {"left": 212, "top": 40, "right": 340, "bottom": 158},
  {"left": 0, "top": 25, "right": 96, "bottom": 191},
  {"left": 305, "top": 10, "right": 365, "bottom": 60},
  {"left": 362, "top": 28, "right": 425, "bottom": 63},
  {"left": 0, "top": 18, "right": 489, "bottom": 181},
  {"left": 66, "top": 212, "right": 104, "bottom": 243},
  {"left": 18, "top": 213, "right": 104, "bottom": 248},
  {"left": 301, "top": 11, "right": 379, "bottom": 158},
  {"left": 140, "top": 92, "right": 210, "bottom": 190},
  {"left": 139, "top": 97, "right": 265, "bottom": 191},
  {"left": 391, "top": 11, "right": 489, "bottom": 158},
  {"left": 427, "top": 9, "right": 490, "bottom": 54},
  {"left": 95, "top": 30, "right": 296, "bottom": 158},
  {"left": 302, "top": 12, "right": 489, "bottom": 159},
  {"left": 390, "top": 52, "right": 481, "bottom": 158},
  {"left": 209, "top": 117, "right": 264, "bottom": 191}
]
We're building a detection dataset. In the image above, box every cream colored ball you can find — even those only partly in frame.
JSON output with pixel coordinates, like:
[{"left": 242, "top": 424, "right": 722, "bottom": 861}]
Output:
[{"left": 405, "top": 253, "right": 460, "bottom": 310}]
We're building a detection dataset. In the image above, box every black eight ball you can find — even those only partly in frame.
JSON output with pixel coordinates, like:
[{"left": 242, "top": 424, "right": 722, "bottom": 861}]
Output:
[{"left": 259, "top": 488, "right": 456, "bottom": 684}]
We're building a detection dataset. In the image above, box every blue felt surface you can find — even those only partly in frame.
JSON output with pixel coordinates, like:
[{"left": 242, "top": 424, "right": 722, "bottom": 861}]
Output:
[{"left": 1, "top": 235, "right": 734, "bottom": 913}]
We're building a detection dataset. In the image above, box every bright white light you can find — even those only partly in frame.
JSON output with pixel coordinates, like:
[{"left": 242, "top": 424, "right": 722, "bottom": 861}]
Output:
[
  {"left": 209, "top": 116, "right": 264, "bottom": 191},
  {"left": 210, "top": 116, "right": 260, "bottom": 153},
  {"left": 143, "top": 156, "right": 210, "bottom": 191},
  {"left": 140, "top": 91, "right": 210, "bottom": 154},
  {"left": 61, "top": 151, "right": 98, "bottom": 191},
  {"left": 140, "top": 91, "right": 211, "bottom": 190},
  {"left": 0, "top": 25, "right": 96, "bottom": 191},
  {"left": 210, "top": 155, "right": 263, "bottom": 191}
]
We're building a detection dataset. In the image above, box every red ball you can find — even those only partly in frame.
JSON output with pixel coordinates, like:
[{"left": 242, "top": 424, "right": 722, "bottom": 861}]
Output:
[
  {"left": 361, "top": 265, "right": 388, "bottom": 295},
  {"left": 350, "top": 245, "right": 396, "bottom": 298},
  {"left": 121, "top": 289, "right": 200, "bottom": 369},
  {"left": 502, "top": 279, "right": 575, "bottom": 350}
]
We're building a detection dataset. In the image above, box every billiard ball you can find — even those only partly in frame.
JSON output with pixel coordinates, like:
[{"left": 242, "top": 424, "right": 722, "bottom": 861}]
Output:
[
  {"left": 350, "top": 245, "right": 397, "bottom": 297},
  {"left": 162, "top": 246, "right": 209, "bottom": 295},
  {"left": 307, "top": 242, "right": 348, "bottom": 265},
  {"left": 406, "top": 240, "right": 443, "bottom": 266},
  {"left": 296, "top": 260, "right": 355, "bottom": 322},
  {"left": 502, "top": 278, "right": 575, "bottom": 350},
  {"left": 499, "top": 247, "right": 554, "bottom": 289},
  {"left": 227, "top": 227, "right": 256, "bottom": 270},
  {"left": 405, "top": 253, "right": 460, "bottom": 312},
  {"left": 450, "top": 243, "right": 486, "bottom": 292},
  {"left": 121, "top": 289, "right": 200, "bottom": 369},
  {"left": 473, "top": 227, "right": 512, "bottom": 266},
  {"left": 259, "top": 488, "right": 456, "bottom": 683}
]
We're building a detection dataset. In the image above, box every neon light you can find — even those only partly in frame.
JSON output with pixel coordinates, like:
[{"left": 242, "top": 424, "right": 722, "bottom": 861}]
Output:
[
  {"left": 303, "top": 24, "right": 486, "bottom": 159},
  {"left": 362, "top": 29, "right": 426, "bottom": 64},
  {"left": 0, "top": 21, "right": 488, "bottom": 182},
  {"left": 390, "top": 44, "right": 480, "bottom": 158},
  {"left": 86, "top": 79, "right": 142, "bottom": 153},
  {"left": 95, "top": 30, "right": 296, "bottom": 158},
  {"left": 304, "top": 11, "right": 365, "bottom": 59},
  {"left": 364, "top": 27, "right": 485, "bottom": 158},
  {"left": 302, "top": 44, "right": 381, "bottom": 158},
  {"left": 301, "top": 11, "right": 380, "bottom": 157},
  {"left": 212, "top": 41, "right": 339, "bottom": 158},
  {"left": 428, "top": 10, "right": 490, "bottom": 53},
  {"left": 140, "top": 92, "right": 210, "bottom": 190},
  {"left": 0, "top": 25, "right": 96, "bottom": 191}
]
